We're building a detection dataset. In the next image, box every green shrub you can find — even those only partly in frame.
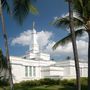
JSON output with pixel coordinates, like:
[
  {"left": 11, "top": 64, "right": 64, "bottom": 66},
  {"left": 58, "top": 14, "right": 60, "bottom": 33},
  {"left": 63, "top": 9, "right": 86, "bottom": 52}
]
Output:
[
  {"left": 80, "top": 77, "right": 87, "bottom": 86},
  {"left": 39, "top": 78, "right": 60, "bottom": 85},
  {"left": 80, "top": 77, "right": 87, "bottom": 90},
  {"left": 2, "top": 77, "right": 87, "bottom": 90},
  {"left": 0, "top": 79, "right": 9, "bottom": 86},
  {"left": 61, "top": 79, "right": 69, "bottom": 86},
  {"left": 13, "top": 78, "right": 61, "bottom": 89},
  {"left": 60, "top": 77, "right": 87, "bottom": 90},
  {"left": 15, "top": 80, "right": 40, "bottom": 88},
  {"left": 67, "top": 79, "right": 76, "bottom": 86}
]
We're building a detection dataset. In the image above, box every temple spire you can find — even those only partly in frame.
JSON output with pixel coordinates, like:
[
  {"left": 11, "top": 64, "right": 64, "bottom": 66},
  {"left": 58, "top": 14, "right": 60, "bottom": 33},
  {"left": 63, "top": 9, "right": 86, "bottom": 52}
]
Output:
[
  {"left": 30, "top": 22, "right": 39, "bottom": 53},
  {"left": 33, "top": 21, "right": 35, "bottom": 29}
]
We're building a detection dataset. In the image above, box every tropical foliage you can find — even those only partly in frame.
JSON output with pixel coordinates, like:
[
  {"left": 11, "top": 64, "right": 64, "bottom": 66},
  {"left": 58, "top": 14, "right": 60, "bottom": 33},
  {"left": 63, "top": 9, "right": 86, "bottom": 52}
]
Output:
[
  {"left": 0, "top": 0, "right": 38, "bottom": 90},
  {"left": 0, "top": 49, "right": 8, "bottom": 85},
  {"left": 52, "top": 0, "right": 81, "bottom": 90},
  {"left": 52, "top": 0, "right": 90, "bottom": 90},
  {"left": 0, "top": 78, "right": 87, "bottom": 90},
  {"left": 1, "top": 0, "right": 38, "bottom": 24}
]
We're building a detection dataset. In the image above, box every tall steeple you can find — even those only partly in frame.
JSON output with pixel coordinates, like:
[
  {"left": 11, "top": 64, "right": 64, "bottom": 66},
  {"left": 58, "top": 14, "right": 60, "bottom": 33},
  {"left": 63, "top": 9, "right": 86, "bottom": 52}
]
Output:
[
  {"left": 30, "top": 22, "right": 39, "bottom": 53},
  {"left": 25, "top": 22, "right": 50, "bottom": 60}
]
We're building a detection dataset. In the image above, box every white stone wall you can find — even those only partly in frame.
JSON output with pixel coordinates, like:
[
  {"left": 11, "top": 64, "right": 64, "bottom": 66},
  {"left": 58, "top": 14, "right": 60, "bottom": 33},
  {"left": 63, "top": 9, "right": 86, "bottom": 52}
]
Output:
[
  {"left": 41, "top": 66, "right": 63, "bottom": 79},
  {"left": 10, "top": 56, "right": 88, "bottom": 83},
  {"left": 11, "top": 64, "right": 24, "bottom": 83},
  {"left": 10, "top": 56, "right": 56, "bottom": 83},
  {"left": 56, "top": 60, "right": 88, "bottom": 79},
  {"left": 38, "top": 53, "right": 50, "bottom": 60},
  {"left": 49, "top": 67, "right": 63, "bottom": 76}
]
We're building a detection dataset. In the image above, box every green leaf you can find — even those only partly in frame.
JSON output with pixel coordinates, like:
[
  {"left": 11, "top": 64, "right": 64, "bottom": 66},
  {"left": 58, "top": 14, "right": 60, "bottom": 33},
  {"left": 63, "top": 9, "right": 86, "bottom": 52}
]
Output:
[
  {"left": 13, "top": 0, "right": 38, "bottom": 24},
  {"left": 78, "top": 0, "right": 83, "bottom": 8},
  {"left": 29, "top": 4, "right": 38, "bottom": 14},
  {"left": 53, "top": 29, "right": 84, "bottom": 50},
  {"left": 1, "top": 0, "right": 11, "bottom": 14},
  {"left": 51, "top": 13, "right": 84, "bottom": 30}
]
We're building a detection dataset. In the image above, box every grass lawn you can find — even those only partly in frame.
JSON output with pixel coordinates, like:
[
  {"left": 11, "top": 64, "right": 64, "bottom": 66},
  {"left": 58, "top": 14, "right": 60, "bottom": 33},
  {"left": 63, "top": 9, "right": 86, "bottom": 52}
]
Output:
[
  {"left": 29, "top": 85, "right": 76, "bottom": 90},
  {"left": 31, "top": 85, "right": 62, "bottom": 90},
  {"left": 0, "top": 85, "right": 75, "bottom": 90},
  {"left": 0, "top": 77, "right": 87, "bottom": 90},
  {"left": 0, "top": 85, "right": 86, "bottom": 90}
]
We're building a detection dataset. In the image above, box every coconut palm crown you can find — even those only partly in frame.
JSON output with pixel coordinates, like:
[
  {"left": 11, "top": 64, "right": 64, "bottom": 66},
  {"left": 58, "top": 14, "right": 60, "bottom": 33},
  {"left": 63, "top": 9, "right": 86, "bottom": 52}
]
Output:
[
  {"left": 1, "top": 0, "right": 38, "bottom": 24},
  {"left": 52, "top": 0, "right": 90, "bottom": 90}
]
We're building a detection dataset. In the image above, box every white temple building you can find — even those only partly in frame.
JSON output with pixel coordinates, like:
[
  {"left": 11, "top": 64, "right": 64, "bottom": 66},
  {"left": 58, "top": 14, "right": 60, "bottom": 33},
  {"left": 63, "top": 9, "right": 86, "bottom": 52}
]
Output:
[{"left": 10, "top": 23, "right": 88, "bottom": 83}]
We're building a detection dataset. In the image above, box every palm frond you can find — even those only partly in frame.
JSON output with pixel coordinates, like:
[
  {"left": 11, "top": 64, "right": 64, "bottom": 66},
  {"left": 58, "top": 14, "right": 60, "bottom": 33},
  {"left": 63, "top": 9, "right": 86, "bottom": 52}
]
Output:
[
  {"left": 73, "top": 0, "right": 90, "bottom": 20},
  {"left": 29, "top": 4, "right": 38, "bottom": 14},
  {"left": 52, "top": 16, "right": 70, "bottom": 29},
  {"left": 78, "top": 0, "right": 83, "bottom": 7},
  {"left": 0, "top": 50, "right": 8, "bottom": 82},
  {"left": 0, "top": 49, "right": 8, "bottom": 69},
  {"left": 73, "top": 17, "right": 84, "bottom": 27},
  {"left": 13, "top": 0, "right": 38, "bottom": 24},
  {"left": 53, "top": 33, "right": 71, "bottom": 50},
  {"left": 73, "top": 0, "right": 83, "bottom": 14},
  {"left": 52, "top": 14, "right": 84, "bottom": 30},
  {"left": 1, "top": 0, "right": 10, "bottom": 14},
  {"left": 53, "top": 29, "right": 84, "bottom": 50}
]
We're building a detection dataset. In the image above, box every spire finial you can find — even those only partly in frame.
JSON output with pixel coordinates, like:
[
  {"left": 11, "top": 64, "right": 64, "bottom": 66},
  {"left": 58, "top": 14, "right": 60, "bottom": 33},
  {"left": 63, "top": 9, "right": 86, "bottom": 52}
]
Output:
[{"left": 33, "top": 21, "right": 35, "bottom": 29}]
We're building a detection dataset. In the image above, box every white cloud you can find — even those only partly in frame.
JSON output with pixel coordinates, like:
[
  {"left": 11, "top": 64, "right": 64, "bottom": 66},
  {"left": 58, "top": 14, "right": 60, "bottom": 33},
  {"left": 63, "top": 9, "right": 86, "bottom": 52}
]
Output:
[
  {"left": 11, "top": 30, "right": 53, "bottom": 49},
  {"left": 51, "top": 12, "right": 88, "bottom": 60},
  {"left": 37, "top": 30, "right": 53, "bottom": 50},
  {"left": 11, "top": 30, "right": 32, "bottom": 46},
  {"left": 43, "top": 32, "right": 88, "bottom": 60},
  {"left": 61, "top": 12, "right": 83, "bottom": 21},
  {"left": 54, "top": 17, "right": 58, "bottom": 20},
  {"left": 44, "top": 39, "right": 88, "bottom": 60},
  {"left": 78, "top": 32, "right": 88, "bottom": 42},
  {"left": 11, "top": 30, "right": 88, "bottom": 60}
]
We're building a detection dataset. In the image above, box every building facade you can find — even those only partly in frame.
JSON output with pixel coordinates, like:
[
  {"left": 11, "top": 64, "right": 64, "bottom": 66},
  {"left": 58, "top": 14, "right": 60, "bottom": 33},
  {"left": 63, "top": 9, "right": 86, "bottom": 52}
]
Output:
[{"left": 10, "top": 23, "right": 88, "bottom": 83}]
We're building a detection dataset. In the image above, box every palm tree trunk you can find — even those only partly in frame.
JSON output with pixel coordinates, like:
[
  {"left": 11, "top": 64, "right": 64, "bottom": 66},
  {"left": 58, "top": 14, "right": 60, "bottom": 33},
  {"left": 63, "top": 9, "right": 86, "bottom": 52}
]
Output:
[
  {"left": 68, "top": 0, "right": 81, "bottom": 90},
  {"left": 0, "top": 0, "right": 14, "bottom": 90},
  {"left": 87, "top": 31, "right": 90, "bottom": 90}
]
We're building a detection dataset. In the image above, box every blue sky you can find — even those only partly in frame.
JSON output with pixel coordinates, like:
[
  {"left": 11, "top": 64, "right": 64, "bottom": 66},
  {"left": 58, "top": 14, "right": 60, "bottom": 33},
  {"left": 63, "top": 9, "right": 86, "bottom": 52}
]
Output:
[{"left": 0, "top": 0, "right": 88, "bottom": 60}]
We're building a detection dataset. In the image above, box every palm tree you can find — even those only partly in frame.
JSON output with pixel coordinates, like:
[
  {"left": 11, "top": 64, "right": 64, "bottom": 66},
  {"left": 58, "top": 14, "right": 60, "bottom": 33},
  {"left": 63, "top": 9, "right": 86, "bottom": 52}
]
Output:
[
  {"left": 0, "top": 49, "right": 7, "bottom": 75},
  {"left": 0, "top": 49, "right": 8, "bottom": 73},
  {"left": 13, "top": 0, "right": 38, "bottom": 24},
  {"left": 67, "top": 1, "right": 81, "bottom": 89},
  {"left": 52, "top": 0, "right": 81, "bottom": 90},
  {"left": 0, "top": 1, "right": 13, "bottom": 89},
  {"left": 52, "top": 0, "right": 90, "bottom": 90},
  {"left": 0, "top": 0, "right": 38, "bottom": 90},
  {"left": 0, "top": 49, "right": 8, "bottom": 90}
]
